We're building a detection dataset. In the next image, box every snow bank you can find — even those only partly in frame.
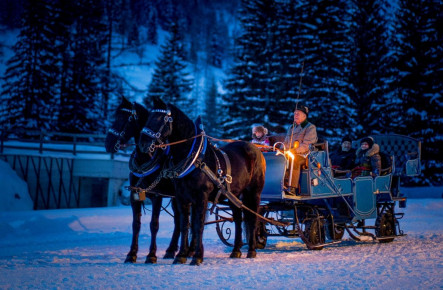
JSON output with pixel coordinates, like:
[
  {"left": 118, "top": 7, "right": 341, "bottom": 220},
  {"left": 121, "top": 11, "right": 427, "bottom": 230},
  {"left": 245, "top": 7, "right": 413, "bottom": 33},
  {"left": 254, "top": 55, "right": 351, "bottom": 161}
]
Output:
[
  {"left": 0, "top": 199, "right": 442, "bottom": 289},
  {"left": 0, "top": 160, "right": 33, "bottom": 211}
]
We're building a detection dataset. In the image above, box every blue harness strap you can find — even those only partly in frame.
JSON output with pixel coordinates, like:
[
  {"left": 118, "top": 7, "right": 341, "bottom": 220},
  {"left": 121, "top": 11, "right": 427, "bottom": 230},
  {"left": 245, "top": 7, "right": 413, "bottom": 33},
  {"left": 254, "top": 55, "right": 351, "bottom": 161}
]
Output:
[
  {"left": 178, "top": 117, "right": 207, "bottom": 178},
  {"left": 131, "top": 146, "right": 170, "bottom": 178}
]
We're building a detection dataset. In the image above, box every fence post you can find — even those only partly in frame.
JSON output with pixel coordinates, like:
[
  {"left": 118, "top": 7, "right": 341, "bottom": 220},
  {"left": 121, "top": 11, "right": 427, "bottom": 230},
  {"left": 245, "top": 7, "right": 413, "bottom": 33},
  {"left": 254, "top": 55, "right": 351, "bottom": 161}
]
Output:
[
  {"left": 39, "top": 131, "right": 43, "bottom": 154},
  {"left": 0, "top": 130, "right": 4, "bottom": 154},
  {"left": 73, "top": 136, "right": 77, "bottom": 155}
]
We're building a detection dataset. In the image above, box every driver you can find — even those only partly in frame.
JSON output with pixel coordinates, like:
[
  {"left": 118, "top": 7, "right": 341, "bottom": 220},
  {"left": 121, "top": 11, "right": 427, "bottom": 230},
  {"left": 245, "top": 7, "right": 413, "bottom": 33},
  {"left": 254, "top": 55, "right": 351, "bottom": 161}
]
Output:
[{"left": 284, "top": 105, "right": 317, "bottom": 195}]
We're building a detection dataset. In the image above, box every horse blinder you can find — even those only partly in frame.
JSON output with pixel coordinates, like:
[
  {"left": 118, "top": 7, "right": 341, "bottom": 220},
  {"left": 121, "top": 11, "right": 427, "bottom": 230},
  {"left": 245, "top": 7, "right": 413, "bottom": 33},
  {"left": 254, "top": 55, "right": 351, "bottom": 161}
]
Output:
[{"left": 141, "top": 109, "right": 173, "bottom": 152}]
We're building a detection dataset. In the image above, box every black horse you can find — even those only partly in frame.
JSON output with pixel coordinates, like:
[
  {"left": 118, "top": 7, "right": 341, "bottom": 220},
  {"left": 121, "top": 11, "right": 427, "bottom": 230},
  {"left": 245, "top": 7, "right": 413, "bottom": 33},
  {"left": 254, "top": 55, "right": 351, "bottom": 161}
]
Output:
[
  {"left": 139, "top": 97, "right": 266, "bottom": 265},
  {"left": 105, "top": 96, "right": 181, "bottom": 264}
]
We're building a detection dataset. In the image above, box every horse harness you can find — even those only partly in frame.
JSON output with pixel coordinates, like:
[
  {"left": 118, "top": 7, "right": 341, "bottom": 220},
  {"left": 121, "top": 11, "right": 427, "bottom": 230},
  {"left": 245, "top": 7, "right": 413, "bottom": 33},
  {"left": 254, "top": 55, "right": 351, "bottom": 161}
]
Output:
[
  {"left": 140, "top": 109, "right": 173, "bottom": 153},
  {"left": 129, "top": 109, "right": 288, "bottom": 227},
  {"left": 131, "top": 111, "right": 237, "bottom": 210},
  {"left": 108, "top": 102, "right": 139, "bottom": 152}
]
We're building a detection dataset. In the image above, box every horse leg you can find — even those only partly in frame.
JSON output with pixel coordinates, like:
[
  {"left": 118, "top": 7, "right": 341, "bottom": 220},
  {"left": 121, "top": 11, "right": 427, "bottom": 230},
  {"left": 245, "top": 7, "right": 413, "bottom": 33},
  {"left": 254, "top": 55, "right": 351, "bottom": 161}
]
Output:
[
  {"left": 190, "top": 198, "right": 208, "bottom": 266},
  {"left": 243, "top": 190, "right": 260, "bottom": 258},
  {"left": 229, "top": 206, "right": 244, "bottom": 258},
  {"left": 188, "top": 208, "right": 196, "bottom": 258},
  {"left": 164, "top": 198, "right": 180, "bottom": 259},
  {"left": 173, "top": 201, "right": 191, "bottom": 264},
  {"left": 145, "top": 196, "right": 162, "bottom": 264},
  {"left": 244, "top": 210, "right": 258, "bottom": 258},
  {"left": 125, "top": 201, "right": 142, "bottom": 263}
]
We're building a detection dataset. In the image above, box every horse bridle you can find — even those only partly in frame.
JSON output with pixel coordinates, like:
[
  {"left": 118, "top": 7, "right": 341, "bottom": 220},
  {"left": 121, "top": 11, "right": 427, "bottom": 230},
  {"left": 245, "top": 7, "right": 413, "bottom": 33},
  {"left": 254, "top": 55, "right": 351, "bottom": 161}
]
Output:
[
  {"left": 141, "top": 109, "right": 173, "bottom": 153},
  {"left": 108, "top": 103, "right": 139, "bottom": 152}
]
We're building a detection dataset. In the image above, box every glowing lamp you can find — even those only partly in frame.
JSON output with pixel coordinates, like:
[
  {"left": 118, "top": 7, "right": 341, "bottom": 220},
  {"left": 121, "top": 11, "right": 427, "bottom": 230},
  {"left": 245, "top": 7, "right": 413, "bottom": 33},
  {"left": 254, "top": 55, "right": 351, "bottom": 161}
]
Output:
[{"left": 311, "top": 178, "right": 319, "bottom": 186}]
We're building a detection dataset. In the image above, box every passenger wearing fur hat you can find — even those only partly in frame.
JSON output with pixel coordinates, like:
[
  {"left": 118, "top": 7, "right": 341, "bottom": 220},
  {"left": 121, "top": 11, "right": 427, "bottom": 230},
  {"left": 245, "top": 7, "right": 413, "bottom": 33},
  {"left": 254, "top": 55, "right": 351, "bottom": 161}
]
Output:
[
  {"left": 354, "top": 136, "right": 381, "bottom": 177},
  {"left": 330, "top": 135, "right": 356, "bottom": 171},
  {"left": 251, "top": 125, "right": 270, "bottom": 146},
  {"left": 284, "top": 104, "right": 318, "bottom": 195}
]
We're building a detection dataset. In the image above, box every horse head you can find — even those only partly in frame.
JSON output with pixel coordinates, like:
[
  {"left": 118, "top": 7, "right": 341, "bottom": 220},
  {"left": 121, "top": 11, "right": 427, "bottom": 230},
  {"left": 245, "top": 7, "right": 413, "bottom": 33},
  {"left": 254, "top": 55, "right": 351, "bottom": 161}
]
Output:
[
  {"left": 139, "top": 96, "right": 174, "bottom": 154},
  {"left": 105, "top": 96, "right": 148, "bottom": 153}
]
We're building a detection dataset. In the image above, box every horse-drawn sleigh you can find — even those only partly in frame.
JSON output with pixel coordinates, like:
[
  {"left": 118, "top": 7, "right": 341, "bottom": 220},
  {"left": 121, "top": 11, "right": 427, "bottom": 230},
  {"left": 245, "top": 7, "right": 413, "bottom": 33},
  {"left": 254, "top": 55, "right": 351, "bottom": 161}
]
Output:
[
  {"left": 216, "top": 134, "right": 421, "bottom": 250},
  {"left": 105, "top": 97, "right": 421, "bottom": 264}
]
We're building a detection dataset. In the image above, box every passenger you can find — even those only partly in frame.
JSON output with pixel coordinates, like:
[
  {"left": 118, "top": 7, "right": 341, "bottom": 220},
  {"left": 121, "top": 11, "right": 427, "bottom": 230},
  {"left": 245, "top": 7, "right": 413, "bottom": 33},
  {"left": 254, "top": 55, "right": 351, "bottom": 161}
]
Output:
[
  {"left": 284, "top": 105, "right": 318, "bottom": 195},
  {"left": 353, "top": 136, "right": 382, "bottom": 177},
  {"left": 330, "top": 135, "right": 356, "bottom": 171},
  {"left": 251, "top": 125, "right": 270, "bottom": 146}
]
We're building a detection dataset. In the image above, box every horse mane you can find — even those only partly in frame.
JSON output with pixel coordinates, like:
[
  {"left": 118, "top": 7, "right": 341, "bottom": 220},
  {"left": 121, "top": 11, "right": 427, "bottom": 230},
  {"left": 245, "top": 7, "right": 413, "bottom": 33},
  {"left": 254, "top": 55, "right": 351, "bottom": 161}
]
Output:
[
  {"left": 117, "top": 100, "right": 149, "bottom": 123},
  {"left": 167, "top": 103, "right": 196, "bottom": 142},
  {"left": 134, "top": 102, "right": 149, "bottom": 119}
]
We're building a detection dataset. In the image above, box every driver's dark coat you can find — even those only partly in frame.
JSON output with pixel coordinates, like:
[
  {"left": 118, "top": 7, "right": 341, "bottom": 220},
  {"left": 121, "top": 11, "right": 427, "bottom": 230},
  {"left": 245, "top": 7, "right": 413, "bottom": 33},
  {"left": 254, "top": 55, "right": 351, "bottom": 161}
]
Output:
[{"left": 330, "top": 148, "right": 356, "bottom": 170}]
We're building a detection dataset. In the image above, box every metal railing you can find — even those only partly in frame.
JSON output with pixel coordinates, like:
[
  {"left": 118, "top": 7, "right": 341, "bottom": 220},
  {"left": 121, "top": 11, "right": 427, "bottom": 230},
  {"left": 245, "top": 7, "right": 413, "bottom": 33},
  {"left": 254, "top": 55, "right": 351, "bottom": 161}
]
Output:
[{"left": 0, "top": 130, "right": 133, "bottom": 159}]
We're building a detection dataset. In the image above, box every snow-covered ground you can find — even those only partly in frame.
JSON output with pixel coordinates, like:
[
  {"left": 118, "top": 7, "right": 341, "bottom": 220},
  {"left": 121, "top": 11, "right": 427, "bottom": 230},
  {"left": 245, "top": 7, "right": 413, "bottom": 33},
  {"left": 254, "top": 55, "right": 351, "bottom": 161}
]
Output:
[
  {"left": 1, "top": 148, "right": 442, "bottom": 288},
  {"left": 0, "top": 197, "right": 442, "bottom": 289},
  {"left": 0, "top": 160, "right": 33, "bottom": 212}
]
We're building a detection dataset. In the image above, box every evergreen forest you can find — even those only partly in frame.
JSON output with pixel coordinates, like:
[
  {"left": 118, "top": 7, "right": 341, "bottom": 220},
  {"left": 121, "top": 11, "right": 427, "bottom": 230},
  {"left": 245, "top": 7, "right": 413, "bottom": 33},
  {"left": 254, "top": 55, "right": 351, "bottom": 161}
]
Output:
[{"left": 0, "top": 0, "right": 441, "bottom": 185}]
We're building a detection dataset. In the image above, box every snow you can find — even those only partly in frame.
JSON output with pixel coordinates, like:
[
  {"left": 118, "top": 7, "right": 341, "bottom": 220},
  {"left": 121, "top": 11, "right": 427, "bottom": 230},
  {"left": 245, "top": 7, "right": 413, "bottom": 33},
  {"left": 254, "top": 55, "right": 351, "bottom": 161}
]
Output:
[
  {"left": 0, "top": 98, "right": 442, "bottom": 288},
  {"left": 1, "top": 140, "right": 131, "bottom": 161},
  {"left": 0, "top": 137, "right": 442, "bottom": 288},
  {"left": 0, "top": 160, "right": 33, "bottom": 211},
  {"left": 0, "top": 180, "right": 442, "bottom": 288}
]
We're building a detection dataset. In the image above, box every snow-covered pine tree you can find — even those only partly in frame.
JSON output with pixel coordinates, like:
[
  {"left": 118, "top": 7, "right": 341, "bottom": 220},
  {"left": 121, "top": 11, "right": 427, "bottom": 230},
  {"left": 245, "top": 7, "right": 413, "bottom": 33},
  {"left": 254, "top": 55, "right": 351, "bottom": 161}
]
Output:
[
  {"left": 209, "top": 28, "right": 223, "bottom": 68},
  {"left": 0, "top": 0, "right": 24, "bottom": 29},
  {"left": 392, "top": 0, "right": 443, "bottom": 184},
  {"left": 268, "top": 1, "right": 306, "bottom": 134},
  {"left": 129, "top": 0, "right": 149, "bottom": 26},
  {"left": 422, "top": 0, "right": 443, "bottom": 184},
  {"left": 156, "top": 0, "right": 174, "bottom": 30},
  {"left": 56, "top": 0, "right": 108, "bottom": 134},
  {"left": 223, "top": 0, "right": 280, "bottom": 140},
  {"left": 0, "top": 0, "right": 59, "bottom": 134},
  {"left": 116, "top": 0, "right": 131, "bottom": 49},
  {"left": 146, "top": 2, "right": 159, "bottom": 45},
  {"left": 202, "top": 75, "right": 221, "bottom": 137},
  {"left": 144, "top": 21, "right": 194, "bottom": 114},
  {"left": 297, "top": 0, "right": 357, "bottom": 142},
  {"left": 350, "top": 0, "right": 392, "bottom": 136},
  {"left": 128, "top": 22, "right": 140, "bottom": 47}
]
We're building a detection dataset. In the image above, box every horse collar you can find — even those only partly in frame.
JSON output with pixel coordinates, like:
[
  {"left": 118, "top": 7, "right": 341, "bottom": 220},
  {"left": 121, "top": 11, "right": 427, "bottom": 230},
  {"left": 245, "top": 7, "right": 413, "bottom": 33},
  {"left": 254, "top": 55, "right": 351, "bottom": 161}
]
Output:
[
  {"left": 176, "top": 120, "right": 207, "bottom": 178},
  {"left": 130, "top": 146, "right": 170, "bottom": 178}
]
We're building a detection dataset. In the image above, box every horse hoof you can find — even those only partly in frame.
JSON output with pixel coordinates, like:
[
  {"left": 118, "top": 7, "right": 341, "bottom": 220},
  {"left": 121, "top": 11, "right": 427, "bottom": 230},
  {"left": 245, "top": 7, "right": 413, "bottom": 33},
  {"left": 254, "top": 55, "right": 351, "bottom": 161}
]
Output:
[
  {"left": 124, "top": 255, "right": 137, "bottom": 263},
  {"left": 163, "top": 251, "right": 175, "bottom": 259},
  {"left": 229, "top": 251, "right": 242, "bottom": 258},
  {"left": 173, "top": 257, "right": 187, "bottom": 264},
  {"left": 145, "top": 256, "right": 157, "bottom": 264},
  {"left": 190, "top": 257, "right": 203, "bottom": 266},
  {"left": 246, "top": 251, "right": 257, "bottom": 258}
]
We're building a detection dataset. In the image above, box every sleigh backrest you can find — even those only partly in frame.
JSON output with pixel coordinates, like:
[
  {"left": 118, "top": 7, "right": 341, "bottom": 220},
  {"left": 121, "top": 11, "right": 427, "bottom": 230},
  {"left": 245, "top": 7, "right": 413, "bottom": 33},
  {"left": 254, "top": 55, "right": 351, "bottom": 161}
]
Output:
[{"left": 354, "top": 134, "right": 421, "bottom": 176}]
